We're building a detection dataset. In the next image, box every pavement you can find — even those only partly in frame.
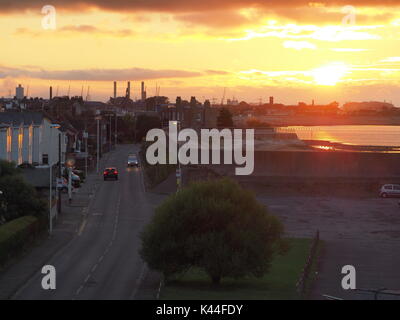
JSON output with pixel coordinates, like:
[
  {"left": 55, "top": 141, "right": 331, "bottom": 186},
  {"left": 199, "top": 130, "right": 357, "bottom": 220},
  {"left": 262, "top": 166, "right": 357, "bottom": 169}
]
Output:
[
  {"left": 0, "top": 144, "right": 166, "bottom": 300},
  {"left": 257, "top": 195, "right": 400, "bottom": 300}
]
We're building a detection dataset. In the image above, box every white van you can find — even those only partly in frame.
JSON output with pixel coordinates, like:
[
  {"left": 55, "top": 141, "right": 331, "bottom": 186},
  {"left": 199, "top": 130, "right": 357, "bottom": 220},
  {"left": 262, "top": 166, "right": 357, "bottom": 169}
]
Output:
[{"left": 380, "top": 184, "right": 400, "bottom": 198}]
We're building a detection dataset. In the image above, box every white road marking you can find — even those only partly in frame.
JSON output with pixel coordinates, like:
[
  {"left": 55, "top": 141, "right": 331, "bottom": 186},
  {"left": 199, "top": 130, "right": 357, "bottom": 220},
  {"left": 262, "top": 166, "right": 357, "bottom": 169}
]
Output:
[
  {"left": 130, "top": 264, "right": 147, "bottom": 300},
  {"left": 76, "top": 286, "right": 83, "bottom": 296},
  {"left": 77, "top": 219, "right": 87, "bottom": 236}
]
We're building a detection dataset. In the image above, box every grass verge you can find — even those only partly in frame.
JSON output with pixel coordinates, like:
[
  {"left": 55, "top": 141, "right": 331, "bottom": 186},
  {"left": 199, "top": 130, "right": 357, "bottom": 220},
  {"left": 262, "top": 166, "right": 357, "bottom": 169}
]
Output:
[{"left": 160, "top": 237, "right": 318, "bottom": 300}]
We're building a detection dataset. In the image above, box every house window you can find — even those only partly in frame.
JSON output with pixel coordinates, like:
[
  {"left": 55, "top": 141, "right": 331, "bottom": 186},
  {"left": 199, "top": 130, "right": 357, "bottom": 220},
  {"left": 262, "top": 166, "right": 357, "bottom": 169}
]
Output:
[
  {"left": 18, "top": 129, "right": 23, "bottom": 165},
  {"left": 6, "top": 128, "right": 11, "bottom": 161},
  {"left": 42, "top": 154, "right": 49, "bottom": 165},
  {"left": 29, "top": 126, "right": 33, "bottom": 163}
]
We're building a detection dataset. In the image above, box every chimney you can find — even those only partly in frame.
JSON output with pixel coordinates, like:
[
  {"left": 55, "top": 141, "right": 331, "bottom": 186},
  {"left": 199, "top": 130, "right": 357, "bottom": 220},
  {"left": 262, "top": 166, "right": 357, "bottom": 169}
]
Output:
[
  {"left": 269, "top": 96, "right": 274, "bottom": 105},
  {"left": 113, "top": 81, "right": 117, "bottom": 99},
  {"left": 127, "top": 81, "right": 131, "bottom": 99},
  {"left": 141, "top": 81, "right": 145, "bottom": 101},
  {"left": 50, "top": 86, "right": 53, "bottom": 100}
]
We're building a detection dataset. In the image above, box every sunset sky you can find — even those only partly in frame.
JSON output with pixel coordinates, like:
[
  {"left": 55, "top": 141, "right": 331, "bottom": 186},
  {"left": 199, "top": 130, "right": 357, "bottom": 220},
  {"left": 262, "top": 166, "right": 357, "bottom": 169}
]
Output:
[{"left": 1, "top": 1, "right": 400, "bottom": 105}]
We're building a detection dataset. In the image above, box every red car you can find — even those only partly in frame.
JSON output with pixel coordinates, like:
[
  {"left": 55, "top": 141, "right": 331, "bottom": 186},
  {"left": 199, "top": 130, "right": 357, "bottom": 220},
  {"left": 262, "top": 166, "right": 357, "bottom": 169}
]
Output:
[{"left": 103, "top": 167, "right": 118, "bottom": 181}]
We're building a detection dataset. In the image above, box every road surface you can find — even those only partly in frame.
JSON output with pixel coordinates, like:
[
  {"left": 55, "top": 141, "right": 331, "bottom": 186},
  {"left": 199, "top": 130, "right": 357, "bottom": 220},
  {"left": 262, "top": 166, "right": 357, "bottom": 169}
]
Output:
[{"left": 14, "top": 144, "right": 159, "bottom": 300}]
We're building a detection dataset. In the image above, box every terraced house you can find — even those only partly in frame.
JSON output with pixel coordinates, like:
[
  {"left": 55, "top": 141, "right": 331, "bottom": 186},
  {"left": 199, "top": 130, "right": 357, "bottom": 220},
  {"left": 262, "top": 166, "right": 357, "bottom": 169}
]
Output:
[{"left": 0, "top": 112, "right": 66, "bottom": 167}]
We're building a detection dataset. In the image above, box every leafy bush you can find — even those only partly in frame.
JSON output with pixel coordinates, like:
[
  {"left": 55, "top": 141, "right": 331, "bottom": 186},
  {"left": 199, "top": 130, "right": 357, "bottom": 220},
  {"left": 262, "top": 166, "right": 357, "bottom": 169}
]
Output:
[
  {"left": 139, "top": 141, "right": 176, "bottom": 188},
  {"left": 0, "top": 160, "right": 20, "bottom": 177},
  {"left": 0, "top": 216, "right": 38, "bottom": 265},
  {"left": 217, "top": 108, "right": 233, "bottom": 128},
  {"left": 0, "top": 170, "right": 47, "bottom": 223},
  {"left": 140, "top": 178, "right": 287, "bottom": 284},
  {"left": 135, "top": 114, "right": 161, "bottom": 143}
]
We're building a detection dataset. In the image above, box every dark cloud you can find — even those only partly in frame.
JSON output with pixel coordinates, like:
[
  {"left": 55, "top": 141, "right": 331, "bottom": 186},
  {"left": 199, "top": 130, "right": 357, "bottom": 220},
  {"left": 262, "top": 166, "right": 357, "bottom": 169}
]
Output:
[
  {"left": 59, "top": 25, "right": 98, "bottom": 32},
  {"left": 15, "top": 25, "right": 135, "bottom": 37},
  {"left": 1, "top": 1, "right": 400, "bottom": 13},
  {"left": 3, "top": 1, "right": 399, "bottom": 33},
  {"left": 260, "top": 5, "right": 396, "bottom": 25},
  {"left": 175, "top": 10, "right": 261, "bottom": 28},
  {"left": 205, "top": 70, "right": 231, "bottom": 75},
  {"left": 0, "top": 66, "right": 207, "bottom": 81},
  {"left": 59, "top": 25, "right": 135, "bottom": 36}
]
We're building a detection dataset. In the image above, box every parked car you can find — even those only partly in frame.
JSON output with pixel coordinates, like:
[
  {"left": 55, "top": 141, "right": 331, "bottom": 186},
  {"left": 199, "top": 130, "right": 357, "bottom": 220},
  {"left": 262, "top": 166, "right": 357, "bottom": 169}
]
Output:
[
  {"left": 57, "top": 178, "right": 69, "bottom": 193},
  {"left": 70, "top": 172, "right": 81, "bottom": 188},
  {"left": 60, "top": 167, "right": 81, "bottom": 188},
  {"left": 127, "top": 154, "right": 139, "bottom": 167},
  {"left": 73, "top": 169, "right": 85, "bottom": 182},
  {"left": 380, "top": 184, "right": 400, "bottom": 198},
  {"left": 104, "top": 167, "right": 118, "bottom": 181}
]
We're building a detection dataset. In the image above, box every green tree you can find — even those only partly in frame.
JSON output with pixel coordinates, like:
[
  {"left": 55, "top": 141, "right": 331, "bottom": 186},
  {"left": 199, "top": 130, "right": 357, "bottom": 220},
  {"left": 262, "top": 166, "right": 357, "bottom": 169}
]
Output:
[
  {"left": 0, "top": 160, "right": 46, "bottom": 224},
  {"left": 217, "top": 108, "right": 234, "bottom": 128},
  {"left": 140, "top": 178, "right": 286, "bottom": 285},
  {"left": 247, "top": 118, "right": 271, "bottom": 128}
]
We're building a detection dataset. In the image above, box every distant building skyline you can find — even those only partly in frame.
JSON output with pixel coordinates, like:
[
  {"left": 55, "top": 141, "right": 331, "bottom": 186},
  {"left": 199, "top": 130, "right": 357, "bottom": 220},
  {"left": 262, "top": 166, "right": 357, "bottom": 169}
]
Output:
[{"left": 4, "top": 82, "right": 399, "bottom": 108}]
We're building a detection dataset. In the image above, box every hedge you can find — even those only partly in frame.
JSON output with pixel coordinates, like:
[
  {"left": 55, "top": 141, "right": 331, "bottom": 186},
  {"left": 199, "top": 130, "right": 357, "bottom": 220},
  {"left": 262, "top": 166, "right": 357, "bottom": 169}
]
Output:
[
  {"left": 139, "top": 142, "right": 176, "bottom": 188},
  {"left": 0, "top": 216, "right": 39, "bottom": 266}
]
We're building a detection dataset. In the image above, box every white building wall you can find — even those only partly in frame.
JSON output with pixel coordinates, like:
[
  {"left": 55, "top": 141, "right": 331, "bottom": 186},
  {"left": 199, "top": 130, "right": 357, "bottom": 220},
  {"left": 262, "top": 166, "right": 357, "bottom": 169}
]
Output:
[
  {"left": 32, "top": 126, "right": 41, "bottom": 164},
  {"left": 0, "top": 128, "right": 7, "bottom": 161},
  {"left": 0, "top": 117, "right": 66, "bottom": 167},
  {"left": 18, "top": 127, "right": 23, "bottom": 165},
  {"left": 28, "top": 125, "right": 33, "bottom": 163},
  {"left": 11, "top": 127, "right": 20, "bottom": 164},
  {"left": 22, "top": 126, "right": 30, "bottom": 163},
  {"left": 6, "top": 128, "right": 11, "bottom": 161},
  {"left": 41, "top": 119, "right": 63, "bottom": 166}
]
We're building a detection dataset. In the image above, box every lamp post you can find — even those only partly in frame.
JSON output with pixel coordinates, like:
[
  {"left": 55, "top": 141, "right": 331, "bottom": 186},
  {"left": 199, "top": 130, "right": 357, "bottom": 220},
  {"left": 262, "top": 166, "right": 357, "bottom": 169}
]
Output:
[
  {"left": 172, "top": 121, "right": 181, "bottom": 191},
  {"left": 49, "top": 123, "right": 60, "bottom": 236},
  {"left": 95, "top": 114, "right": 102, "bottom": 173},
  {"left": 115, "top": 111, "right": 117, "bottom": 147},
  {"left": 83, "top": 129, "right": 88, "bottom": 179},
  {"left": 57, "top": 132, "right": 62, "bottom": 217}
]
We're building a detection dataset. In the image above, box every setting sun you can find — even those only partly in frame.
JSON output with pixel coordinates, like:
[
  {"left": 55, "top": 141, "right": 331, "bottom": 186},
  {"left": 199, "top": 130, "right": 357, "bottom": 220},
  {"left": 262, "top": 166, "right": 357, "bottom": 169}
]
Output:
[{"left": 311, "top": 63, "right": 349, "bottom": 86}]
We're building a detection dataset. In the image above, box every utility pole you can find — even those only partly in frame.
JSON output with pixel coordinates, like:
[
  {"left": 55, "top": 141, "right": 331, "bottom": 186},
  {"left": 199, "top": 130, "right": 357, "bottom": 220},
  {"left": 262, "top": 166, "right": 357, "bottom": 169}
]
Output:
[
  {"left": 96, "top": 116, "right": 100, "bottom": 173},
  {"left": 172, "top": 121, "right": 182, "bottom": 191},
  {"left": 109, "top": 115, "right": 112, "bottom": 152},
  {"left": 57, "top": 132, "right": 62, "bottom": 217},
  {"left": 84, "top": 127, "right": 88, "bottom": 179},
  {"left": 49, "top": 124, "right": 60, "bottom": 235},
  {"left": 68, "top": 167, "right": 72, "bottom": 204},
  {"left": 115, "top": 111, "right": 117, "bottom": 148},
  {"left": 49, "top": 127, "right": 53, "bottom": 235}
]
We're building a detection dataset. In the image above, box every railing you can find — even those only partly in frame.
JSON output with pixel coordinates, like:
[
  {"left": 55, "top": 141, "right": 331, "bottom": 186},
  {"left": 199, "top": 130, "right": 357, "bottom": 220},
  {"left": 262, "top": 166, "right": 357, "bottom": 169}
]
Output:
[{"left": 296, "top": 230, "right": 320, "bottom": 297}]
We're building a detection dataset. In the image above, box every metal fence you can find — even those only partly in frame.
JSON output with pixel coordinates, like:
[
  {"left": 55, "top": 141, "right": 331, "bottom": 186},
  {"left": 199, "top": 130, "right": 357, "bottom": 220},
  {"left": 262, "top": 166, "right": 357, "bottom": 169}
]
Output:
[{"left": 296, "top": 230, "right": 320, "bottom": 297}]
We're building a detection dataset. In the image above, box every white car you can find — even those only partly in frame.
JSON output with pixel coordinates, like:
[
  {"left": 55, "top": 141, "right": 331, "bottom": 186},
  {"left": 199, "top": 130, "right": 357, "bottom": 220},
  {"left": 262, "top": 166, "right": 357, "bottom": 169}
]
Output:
[
  {"left": 380, "top": 184, "right": 400, "bottom": 198},
  {"left": 127, "top": 154, "right": 139, "bottom": 167}
]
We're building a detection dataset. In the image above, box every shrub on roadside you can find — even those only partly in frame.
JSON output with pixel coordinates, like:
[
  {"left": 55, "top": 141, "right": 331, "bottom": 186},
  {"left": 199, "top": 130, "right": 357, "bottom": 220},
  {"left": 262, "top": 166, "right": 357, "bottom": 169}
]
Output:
[
  {"left": 0, "top": 166, "right": 47, "bottom": 223},
  {"left": 0, "top": 216, "right": 39, "bottom": 266},
  {"left": 0, "top": 160, "right": 47, "bottom": 225}
]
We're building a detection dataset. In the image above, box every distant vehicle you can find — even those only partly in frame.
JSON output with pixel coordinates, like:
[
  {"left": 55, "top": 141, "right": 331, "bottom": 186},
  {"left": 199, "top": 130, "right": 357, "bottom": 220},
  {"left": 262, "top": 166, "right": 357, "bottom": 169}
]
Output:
[
  {"left": 104, "top": 167, "right": 118, "bottom": 181},
  {"left": 380, "top": 184, "right": 400, "bottom": 198},
  {"left": 127, "top": 154, "right": 139, "bottom": 167}
]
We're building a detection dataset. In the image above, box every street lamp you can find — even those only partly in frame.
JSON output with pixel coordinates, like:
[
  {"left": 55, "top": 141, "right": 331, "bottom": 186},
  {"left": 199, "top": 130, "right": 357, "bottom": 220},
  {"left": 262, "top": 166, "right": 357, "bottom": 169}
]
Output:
[
  {"left": 95, "top": 114, "right": 102, "bottom": 173},
  {"left": 171, "top": 121, "right": 181, "bottom": 191},
  {"left": 49, "top": 123, "right": 60, "bottom": 236}
]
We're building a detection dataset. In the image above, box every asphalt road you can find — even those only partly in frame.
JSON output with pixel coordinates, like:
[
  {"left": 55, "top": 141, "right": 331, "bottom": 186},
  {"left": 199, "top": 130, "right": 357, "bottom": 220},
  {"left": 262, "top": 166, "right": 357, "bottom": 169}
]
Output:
[{"left": 13, "top": 144, "right": 157, "bottom": 300}]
